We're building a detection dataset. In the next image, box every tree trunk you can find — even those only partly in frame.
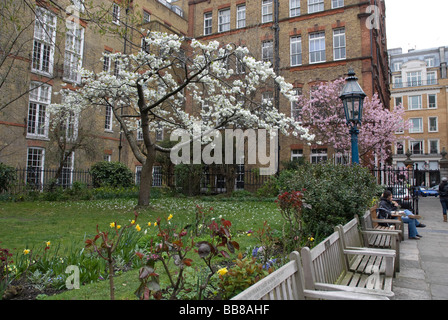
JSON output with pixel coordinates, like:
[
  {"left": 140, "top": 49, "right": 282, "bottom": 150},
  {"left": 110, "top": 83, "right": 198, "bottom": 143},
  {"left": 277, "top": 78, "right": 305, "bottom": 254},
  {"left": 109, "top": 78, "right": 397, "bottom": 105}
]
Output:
[{"left": 138, "top": 146, "right": 156, "bottom": 207}]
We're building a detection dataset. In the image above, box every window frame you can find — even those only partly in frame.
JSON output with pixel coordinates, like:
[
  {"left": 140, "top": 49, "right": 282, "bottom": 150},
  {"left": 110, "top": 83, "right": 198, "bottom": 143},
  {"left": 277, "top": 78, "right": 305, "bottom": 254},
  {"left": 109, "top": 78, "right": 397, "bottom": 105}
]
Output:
[
  {"left": 27, "top": 82, "right": 51, "bottom": 139},
  {"left": 237, "top": 5, "right": 246, "bottom": 29},
  {"left": 204, "top": 12, "right": 213, "bottom": 35},
  {"left": 218, "top": 8, "right": 231, "bottom": 33},
  {"left": 290, "top": 36, "right": 302, "bottom": 66},
  {"left": 409, "top": 117, "right": 423, "bottom": 133},
  {"left": 309, "top": 32, "right": 326, "bottom": 64},
  {"left": 32, "top": 7, "right": 57, "bottom": 76},
  {"left": 262, "top": 0, "right": 273, "bottom": 23},
  {"left": 290, "top": 0, "right": 301, "bottom": 17},
  {"left": 333, "top": 28, "right": 346, "bottom": 61}
]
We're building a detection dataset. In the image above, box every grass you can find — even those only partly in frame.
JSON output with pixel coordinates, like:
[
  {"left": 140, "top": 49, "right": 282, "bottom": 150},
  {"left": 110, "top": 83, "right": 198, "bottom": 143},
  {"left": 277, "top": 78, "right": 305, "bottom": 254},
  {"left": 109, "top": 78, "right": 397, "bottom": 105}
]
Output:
[{"left": 0, "top": 195, "right": 282, "bottom": 300}]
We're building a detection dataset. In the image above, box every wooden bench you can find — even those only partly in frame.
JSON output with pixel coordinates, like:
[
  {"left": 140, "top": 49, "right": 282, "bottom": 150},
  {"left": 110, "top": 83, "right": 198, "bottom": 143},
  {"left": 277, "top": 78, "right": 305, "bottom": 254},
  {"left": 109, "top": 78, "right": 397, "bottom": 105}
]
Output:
[
  {"left": 362, "top": 207, "right": 404, "bottom": 241},
  {"left": 338, "top": 216, "right": 400, "bottom": 273},
  {"left": 232, "top": 251, "right": 389, "bottom": 300},
  {"left": 301, "top": 224, "right": 395, "bottom": 298},
  {"left": 360, "top": 209, "right": 402, "bottom": 271}
]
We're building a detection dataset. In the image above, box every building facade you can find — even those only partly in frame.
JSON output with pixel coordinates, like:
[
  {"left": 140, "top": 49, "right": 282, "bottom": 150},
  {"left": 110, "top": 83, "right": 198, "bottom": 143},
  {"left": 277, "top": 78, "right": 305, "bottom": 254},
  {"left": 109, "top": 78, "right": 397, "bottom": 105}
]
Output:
[
  {"left": 187, "top": 0, "right": 390, "bottom": 167},
  {"left": 389, "top": 46, "right": 448, "bottom": 185},
  {"left": 0, "top": 0, "right": 390, "bottom": 190},
  {"left": 0, "top": 0, "right": 188, "bottom": 187}
]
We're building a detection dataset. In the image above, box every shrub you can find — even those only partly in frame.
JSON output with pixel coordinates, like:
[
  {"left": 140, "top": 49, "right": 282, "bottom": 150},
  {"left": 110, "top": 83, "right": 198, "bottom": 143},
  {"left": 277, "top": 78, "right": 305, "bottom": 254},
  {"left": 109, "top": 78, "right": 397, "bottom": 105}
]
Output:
[
  {"left": 277, "top": 162, "right": 382, "bottom": 241},
  {"left": 0, "top": 163, "right": 16, "bottom": 193},
  {"left": 90, "top": 161, "right": 133, "bottom": 188}
]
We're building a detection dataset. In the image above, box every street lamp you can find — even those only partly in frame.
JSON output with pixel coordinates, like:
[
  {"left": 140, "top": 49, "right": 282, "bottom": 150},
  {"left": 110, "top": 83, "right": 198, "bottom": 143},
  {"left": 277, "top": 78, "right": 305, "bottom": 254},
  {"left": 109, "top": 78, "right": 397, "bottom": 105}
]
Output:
[{"left": 339, "top": 68, "right": 366, "bottom": 164}]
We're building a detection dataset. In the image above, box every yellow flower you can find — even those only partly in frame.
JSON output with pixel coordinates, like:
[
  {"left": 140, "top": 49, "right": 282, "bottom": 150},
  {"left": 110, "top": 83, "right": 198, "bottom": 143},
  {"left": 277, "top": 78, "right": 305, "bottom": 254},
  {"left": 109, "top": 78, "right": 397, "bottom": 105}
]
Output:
[
  {"left": 131, "top": 220, "right": 135, "bottom": 225},
  {"left": 23, "top": 249, "right": 30, "bottom": 255},
  {"left": 46, "top": 241, "right": 51, "bottom": 246},
  {"left": 167, "top": 214, "right": 173, "bottom": 221},
  {"left": 110, "top": 222, "right": 116, "bottom": 228},
  {"left": 154, "top": 222, "right": 157, "bottom": 227},
  {"left": 116, "top": 225, "right": 121, "bottom": 230},
  {"left": 247, "top": 233, "right": 252, "bottom": 237},
  {"left": 135, "top": 224, "right": 141, "bottom": 232},
  {"left": 308, "top": 237, "right": 315, "bottom": 242},
  {"left": 217, "top": 267, "right": 228, "bottom": 276},
  {"left": 147, "top": 222, "right": 151, "bottom": 227}
]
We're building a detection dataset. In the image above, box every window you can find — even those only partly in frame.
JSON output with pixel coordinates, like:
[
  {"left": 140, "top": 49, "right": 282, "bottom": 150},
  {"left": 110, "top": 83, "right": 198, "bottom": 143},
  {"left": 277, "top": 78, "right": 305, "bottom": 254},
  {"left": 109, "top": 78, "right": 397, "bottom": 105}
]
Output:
[
  {"left": 428, "top": 94, "right": 437, "bottom": 108},
  {"left": 32, "top": 7, "right": 57, "bottom": 75},
  {"left": 262, "top": 0, "right": 273, "bottom": 23},
  {"left": 103, "top": 52, "right": 111, "bottom": 72},
  {"left": 393, "top": 76, "right": 403, "bottom": 88},
  {"left": 64, "top": 23, "right": 84, "bottom": 83},
  {"left": 237, "top": 5, "right": 246, "bottom": 29},
  {"left": 334, "top": 153, "right": 350, "bottom": 165},
  {"left": 204, "top": 12, "right": 212, "bottom": 35},
  {"left": 408, "top": 95, "right": 422, "bottom": 110},
  {"left": 218, "top": 8, "right": 230, "bottom": 33},
  {"left": 428, "top": 117, "right": 438, "bottom": 132},
  {"left": 290, "top": 36, "right": 302, "bottom": 66},
  {"left": 309, "top": 32, "right": 326, "bottom": 63},
  {"left": 135, "top": 166, "right": 162, "bottom": 186},
  {"left": 396, "top": 141, "right": 405, "bottom": 155},
  {"left": 104, "top": 154, "right": 111, "bottom": 162},
  {"left": 137, "top": 120, "right": 143, "bottom": 140},
  {"left": 26, "top": 147, "right": 45, "bottom": 188},
  {"left": 143, "top": 10, "right": 151, "bottom": 23},
  {"left": 409, "top": 118, "right": 423, "bottom": 133},
  {"left": 155, "top": 124, "right": 164, "bottom": 141},
  {"left": 407, "top": 71, "right": 421, "bottom": 87},
  {"left": 311, "top": 148, "right": 327, "bottom": 164},
  {"left": 425, "top": 57, "right": 435, "bottom": 67},
  {"left": 60, "top": 152, "right": 74, "bottom": 188},
  {"left": 429, "top": 140, "right": 439, "bottom": 154},
  {"left": 308, "top": 0, "right": 324, "bottom": 13},
  {"left": 427, "top": 72, "right": 437, "bottom": 85},
  {"left": 27, "top": 82, "right": 51, "bottom": 138},
  {"left": 393, "top": 62, "right": 402, "bottom": 71},
  {"left": 395, "top": 96, "right": 402, "bottom": 107},
  {"left": 332, "top": 0, "right": 344, "bottom": 8},
  {"left": 410, "top": 140, "right": 423, "bottom": 155},
  {"left": 291, "top": 88, "right": 302, "bottom": 122},
  {"left": 333, "top": 29, "right": 346, "bottom": 60},
  {"left": 72, "top": 0, "right": 85, "bottom": 12},
  {"left": 112, "top": 3, "right": 120, "bottom": 24},
  {"left": 235, "top": 50, "right": 246, "bottom": 74},
  {"left": 105, "top": 105, "right": 113, "bottom": 131},
  {"left": 291, "top": 149, "right": 303, "bottom": 161},
  {"left": 290, "top": 0, "right": 300, "bottom": 17},
  {"left": 262, "top": 41, "right": 273, "bottom": 65},
  {"left": 60, "top": 109, "right": 78, "bottom": 141}
]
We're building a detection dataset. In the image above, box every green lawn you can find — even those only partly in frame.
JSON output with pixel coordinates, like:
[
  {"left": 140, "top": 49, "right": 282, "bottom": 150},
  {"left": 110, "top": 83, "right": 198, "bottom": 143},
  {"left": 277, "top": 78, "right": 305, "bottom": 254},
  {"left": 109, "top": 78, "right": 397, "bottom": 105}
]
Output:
[{"left": 0, "top": 196, "right": 282, "bottom": 300}]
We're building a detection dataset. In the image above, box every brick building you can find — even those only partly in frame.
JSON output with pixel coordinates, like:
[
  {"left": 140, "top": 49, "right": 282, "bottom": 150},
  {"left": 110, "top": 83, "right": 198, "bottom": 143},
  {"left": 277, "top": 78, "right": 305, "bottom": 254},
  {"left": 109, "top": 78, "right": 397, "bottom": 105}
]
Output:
[
  {"left": 0, "top": 0, "right": 390, "bottom": 190},
  {"left": 389, "top": 46, "right": 448, "bottom": 186},
  {"left": 187, "top": 0, "right": 390, "bottom": 166},
  {"left": 0, "top": 0, "right": 188, "bottom": 186}
]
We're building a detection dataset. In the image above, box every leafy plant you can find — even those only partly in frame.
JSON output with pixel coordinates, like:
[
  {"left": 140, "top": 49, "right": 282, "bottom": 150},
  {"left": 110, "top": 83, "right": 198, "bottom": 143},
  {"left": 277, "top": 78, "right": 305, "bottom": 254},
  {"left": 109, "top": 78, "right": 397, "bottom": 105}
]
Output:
[
  {"left": 0, "top": 163, "right": 16, "bottom": 193},
  {"left": 217, "top": 252, "right": 273, "bottom": 299},
  {"left": 90, "top": 161, "right": 133, "bottom": 188}
]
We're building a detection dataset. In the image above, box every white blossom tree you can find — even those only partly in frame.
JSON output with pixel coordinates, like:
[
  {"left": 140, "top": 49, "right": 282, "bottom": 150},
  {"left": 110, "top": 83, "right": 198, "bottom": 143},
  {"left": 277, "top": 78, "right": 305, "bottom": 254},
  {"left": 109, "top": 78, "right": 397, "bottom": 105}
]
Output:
[{"left": 50, "top": 32, "right": 313, "bottom": 206}]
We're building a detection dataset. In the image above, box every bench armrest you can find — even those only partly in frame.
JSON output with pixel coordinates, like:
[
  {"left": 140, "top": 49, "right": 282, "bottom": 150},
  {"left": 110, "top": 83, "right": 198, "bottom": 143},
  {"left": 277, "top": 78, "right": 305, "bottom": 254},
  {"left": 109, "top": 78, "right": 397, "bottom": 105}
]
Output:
[
  {"left": 361, "top": 229, "right": 401, "bottom": 237},
  {"left": 313, "top": 283, "right": 394, "bottom": 298},
  {"left": 344, "top": 247, "right": 396, "bottom": 258},
  {"left": 303, "top": 289, "right": 389, "bottom": 300}
]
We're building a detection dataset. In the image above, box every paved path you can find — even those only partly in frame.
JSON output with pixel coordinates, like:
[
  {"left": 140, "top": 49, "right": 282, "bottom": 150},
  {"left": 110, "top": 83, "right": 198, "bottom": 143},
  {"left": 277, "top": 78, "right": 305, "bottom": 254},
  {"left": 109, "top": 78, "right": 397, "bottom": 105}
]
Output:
[{"left": 392, "top": 197, "right": 448, "bottom": 300}]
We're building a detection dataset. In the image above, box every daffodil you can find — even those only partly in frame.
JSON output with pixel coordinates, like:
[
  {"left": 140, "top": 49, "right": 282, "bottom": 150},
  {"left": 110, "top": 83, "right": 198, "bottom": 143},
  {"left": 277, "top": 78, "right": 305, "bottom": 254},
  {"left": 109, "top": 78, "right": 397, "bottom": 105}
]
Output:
[
  {"left": 131, "top": 220, "right": 135, "bottom": 225},
  {"left": 46, "top": 241, "right": 51, "bottom": 246},
  {"left": 154, "top": 222, "right": 157, "bottom": 227},
  {"left": 148, "top": 222, "right": 152, "bottom": 227},
  {"left": 135, "top": 224, "right": 141, "bottom": 232},
  {"left": 116, "top": 225, "right": 121, "bottom": 230},
  {"left": 217, "top": 267, "right": 228, "bottom": 276},
  {"left": 110, "top": 222, "right": 116, "bottom": 228},
  {"left": 167, "top": 214, "right": 173, "bottom": 221},
  {"left": 23, "top": 249, "right": 30, "bottom": 255}
]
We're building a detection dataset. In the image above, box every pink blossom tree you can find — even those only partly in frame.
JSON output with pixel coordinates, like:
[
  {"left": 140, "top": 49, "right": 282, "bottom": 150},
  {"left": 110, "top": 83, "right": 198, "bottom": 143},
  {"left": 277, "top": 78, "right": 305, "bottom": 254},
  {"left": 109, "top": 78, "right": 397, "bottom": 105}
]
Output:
[{"left": 294, "top": 78, "right": 410, "bottom": 166}]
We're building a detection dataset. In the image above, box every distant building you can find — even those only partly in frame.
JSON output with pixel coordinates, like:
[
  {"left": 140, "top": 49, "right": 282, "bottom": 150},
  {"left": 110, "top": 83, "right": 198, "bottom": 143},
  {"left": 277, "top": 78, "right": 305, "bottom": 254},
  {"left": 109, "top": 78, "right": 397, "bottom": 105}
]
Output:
[{"left": 389, "top": 46, "right": 448, "bottom": 185}]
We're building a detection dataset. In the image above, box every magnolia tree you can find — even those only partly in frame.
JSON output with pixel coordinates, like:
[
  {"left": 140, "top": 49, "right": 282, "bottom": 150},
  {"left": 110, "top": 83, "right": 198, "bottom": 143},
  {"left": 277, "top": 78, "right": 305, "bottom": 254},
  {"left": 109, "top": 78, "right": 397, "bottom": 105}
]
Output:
[
  {"left": 50, "top": 32, "right": 313, "bottom": 206},
  {"left": 295, "top": 78, "right": 410, "bottom": 165}
]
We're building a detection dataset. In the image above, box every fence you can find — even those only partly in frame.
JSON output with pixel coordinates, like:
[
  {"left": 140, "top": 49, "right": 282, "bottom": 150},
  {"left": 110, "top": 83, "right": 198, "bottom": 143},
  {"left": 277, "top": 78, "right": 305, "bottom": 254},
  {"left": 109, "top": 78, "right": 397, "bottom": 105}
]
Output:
[{"left": 5, "top": 167, "right": 272, "bottom": 195}]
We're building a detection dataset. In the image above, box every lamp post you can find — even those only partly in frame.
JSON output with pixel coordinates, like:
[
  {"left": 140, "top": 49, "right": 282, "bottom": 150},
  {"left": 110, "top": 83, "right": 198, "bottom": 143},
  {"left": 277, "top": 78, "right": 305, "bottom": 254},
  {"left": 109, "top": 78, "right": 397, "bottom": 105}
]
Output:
[{"left": 339, "top": 68, "right": 366, "bottom": 164}]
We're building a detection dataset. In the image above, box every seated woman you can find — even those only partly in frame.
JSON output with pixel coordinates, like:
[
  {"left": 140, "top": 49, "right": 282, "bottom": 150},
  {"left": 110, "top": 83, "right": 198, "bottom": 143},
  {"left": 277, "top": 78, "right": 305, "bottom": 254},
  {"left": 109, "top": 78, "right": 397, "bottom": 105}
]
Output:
[{"left": 378, "top": 190, "right": 425, "bottom": 240}]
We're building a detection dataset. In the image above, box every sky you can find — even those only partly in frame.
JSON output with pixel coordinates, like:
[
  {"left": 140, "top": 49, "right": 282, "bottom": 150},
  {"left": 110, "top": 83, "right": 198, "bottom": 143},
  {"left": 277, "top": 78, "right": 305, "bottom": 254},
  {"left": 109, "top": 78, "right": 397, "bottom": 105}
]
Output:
[{"left": 385, "top": 0, "right": 448, "bottom": 52}]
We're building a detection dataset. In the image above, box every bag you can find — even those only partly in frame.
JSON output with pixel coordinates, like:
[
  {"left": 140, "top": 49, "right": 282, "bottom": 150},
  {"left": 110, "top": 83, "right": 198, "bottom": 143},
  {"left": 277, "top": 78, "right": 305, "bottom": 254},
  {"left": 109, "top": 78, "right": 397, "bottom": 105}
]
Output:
[{"left": 376, "top": 208, "right": 391, "bottom": 227}]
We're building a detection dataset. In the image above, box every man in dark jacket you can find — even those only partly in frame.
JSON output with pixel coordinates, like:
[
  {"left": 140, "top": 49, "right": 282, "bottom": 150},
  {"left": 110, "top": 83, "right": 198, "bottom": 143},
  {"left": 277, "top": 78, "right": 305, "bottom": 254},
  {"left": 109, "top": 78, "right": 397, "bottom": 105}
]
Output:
[
  {"left": 378, "top": 190, "right": 425, "bottom": 239},
  {"left": 438, "top": 177, "right": 448, "bottom": 222}
]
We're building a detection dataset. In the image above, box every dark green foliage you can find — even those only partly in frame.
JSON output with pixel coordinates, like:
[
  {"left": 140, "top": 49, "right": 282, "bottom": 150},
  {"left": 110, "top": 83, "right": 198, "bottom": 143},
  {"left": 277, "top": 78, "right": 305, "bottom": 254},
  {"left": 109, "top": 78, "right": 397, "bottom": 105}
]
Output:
[
  {"left": 277, "top": 162, "right": 382, "bottom": 241},
  {"left": 0, "top": 163, "right": 16, "bottom": 193},
  {"left": 90, "top": 161, "right": 133, "bottom": 188}
]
